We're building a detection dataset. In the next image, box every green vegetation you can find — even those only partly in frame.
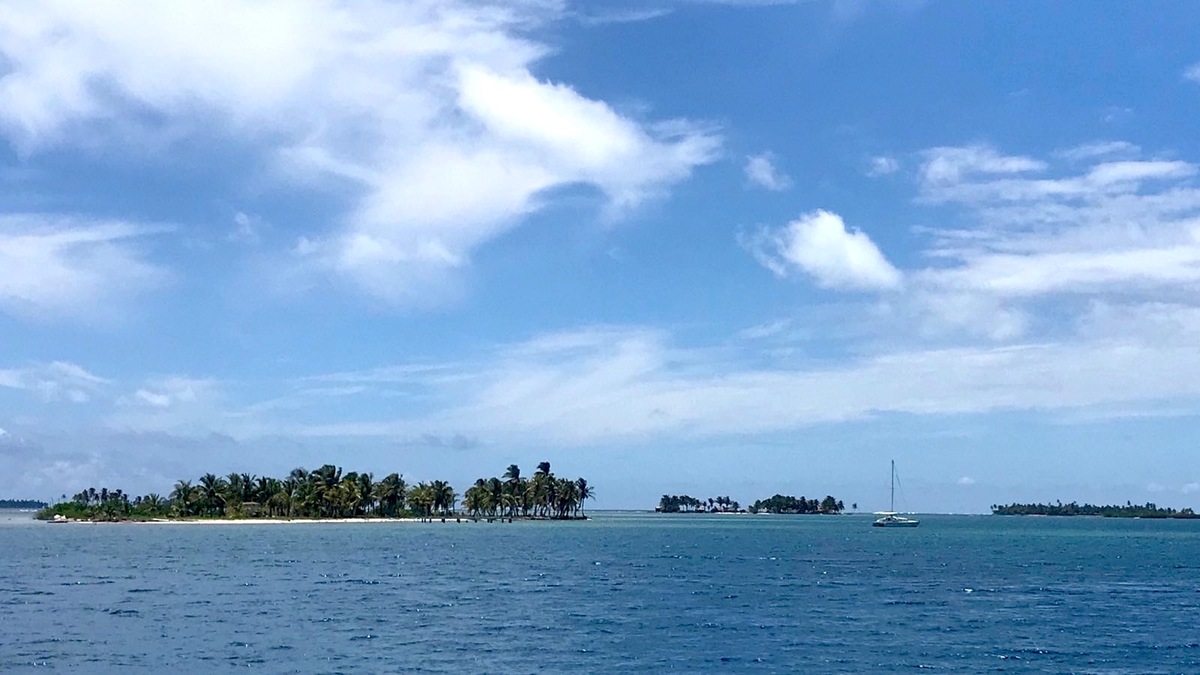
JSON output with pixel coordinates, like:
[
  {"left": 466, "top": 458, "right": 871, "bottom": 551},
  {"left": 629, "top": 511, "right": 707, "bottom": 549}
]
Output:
[
  {"left": 656, "top": 495, "right": 741, "bottom": 513},
  {"left": 656, "top": 493, "right": 846, "bottom": 514},
  {"left": 35, "top": 462, "right": 591, "bottom": 522},
  {"left": 748, "top": 494, "right": 844, "bottom": 515},
  {"left": 991, "top": 501, "right": 1198, "bottom": 518},
  {"left": 462, "top": 463, "right": 592, "bottom": 520},
  {"left": 0, "top": 499, "right": 47, "bottom": 509}
]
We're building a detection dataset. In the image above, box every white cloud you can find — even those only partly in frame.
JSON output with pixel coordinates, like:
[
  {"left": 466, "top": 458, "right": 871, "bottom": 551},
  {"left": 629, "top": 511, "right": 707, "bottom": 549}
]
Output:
[
  {"left": 282, "top": 318, "right": 1200, "bottom": 444},
  {"left": 227, "top": 212, "right": 262, "bottom": 245},
  {"left": 0, "top": 1, "right": 719, "bottom": 306},
  {"left": 1182, "top": 482, "right": 1199, "bottom": 494},
  {"left": 737, "top": 319, "right": 792, "bottom": 340},
  {"left": 1185, "top": 63, "right": 1200, "bottom": 83},
  {"left": 957, "top": 476, "right": 976, "bottom": 486},
  {"left": 744, "top": 152, "right": 792, "bottom": 191},
  {"left": 1056, "top": 141, "right": 1140, "bottom": 162},
  {"left": 901, "top": 142, "right": 1200, "bottom": 340},
  {"left": 0, "top": 217, "right": 169, "bottom": 321},
  {"left": 920, "top": 145, "right": 1045, "bottom": 187},
  {"left": 1085, "top": 160, "right": 1195, "bottom": 186},
  {"left": 10, "top": 302, "right": 1200, "bottom": 450},
  {"left": 110, "top": 377, "right": 223, "bottom": 434},
  {"left": 867, "top": 155, "right": 900, "bottom": 177},
  {"left": 744, "top": 210, "right": 902, "bottom": 290},
  {"left": 0, "top": 361, "right": 109, "bottom": 403},
  {"left": 126, "top": 377, "right": 207, "bottom": 409}
]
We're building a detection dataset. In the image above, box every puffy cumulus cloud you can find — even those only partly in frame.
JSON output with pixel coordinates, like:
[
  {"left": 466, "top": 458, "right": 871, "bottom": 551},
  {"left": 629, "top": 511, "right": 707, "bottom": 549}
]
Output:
[
  {"left": 743, "top": 210, "right": 902, "bottom": 290},
  {"left": 743, "top": 152, "right": 792, "bottom": 191},
  {"left": 0, "top": 0, "right": 718, "bottom": 306},
  {"left": 0, "top": 217, "right": 169, "bottom": 321}
]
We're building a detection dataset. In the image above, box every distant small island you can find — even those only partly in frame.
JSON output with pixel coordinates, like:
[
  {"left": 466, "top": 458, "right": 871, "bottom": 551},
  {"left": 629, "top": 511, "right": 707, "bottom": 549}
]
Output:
[
  {"left": 36, "top": 462, "right": 591, "bottom": 523},
  {"left": 656, "top": 494, "right": 742, "bottom": 513},
  {"left": 656, "top": 493, "right": 847, "bottom": 514},
  {"left": 991, "top": 501, "right": 1198, "bottom": 519},
  {"left": 0, "top": 499, "right": 47, "bottom": 509},
  {"left": 749, "top": 494, "right": 845, "bottom": 515}
]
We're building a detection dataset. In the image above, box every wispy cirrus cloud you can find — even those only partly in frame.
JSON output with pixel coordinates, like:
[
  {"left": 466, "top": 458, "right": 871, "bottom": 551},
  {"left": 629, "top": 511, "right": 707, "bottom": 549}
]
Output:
[
  {"left": 1055, "top": 140, "right": 1141, "bottom": 162},
  {"left": 0, "top": 0, "right": 719, "bottom": 308},
  {"left": 0, "top": 361, "right": 109, "bottom": 403},
  {"left": 918, "top": 144, "right": 1046, "bottom": 189},
  {"left": 0, "top": 217, "right": 169, "bottom": 321},
  {"left": 273, "top": 317, "right": 1200, "bottom": 444}
]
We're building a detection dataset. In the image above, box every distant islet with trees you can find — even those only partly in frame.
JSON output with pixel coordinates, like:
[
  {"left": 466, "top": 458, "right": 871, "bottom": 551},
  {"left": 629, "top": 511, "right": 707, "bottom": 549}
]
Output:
[
  {"left": 37, "top": 462, "right": 592, "bottom": 522},
  {"left": 657, "top": 493, "right": 849, "bottom": 514}
]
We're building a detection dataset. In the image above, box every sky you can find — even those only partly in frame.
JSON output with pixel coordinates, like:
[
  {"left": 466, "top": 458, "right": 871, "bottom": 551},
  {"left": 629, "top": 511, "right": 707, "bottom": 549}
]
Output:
[{"left": 3, "top": 0, "right": 1200, "bottom": 513}]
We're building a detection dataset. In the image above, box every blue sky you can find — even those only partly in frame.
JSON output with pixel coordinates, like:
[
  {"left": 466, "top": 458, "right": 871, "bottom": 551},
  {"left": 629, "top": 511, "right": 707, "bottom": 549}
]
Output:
[{"left": 3, "top": 0, "right": 1200, "bottom": 512}]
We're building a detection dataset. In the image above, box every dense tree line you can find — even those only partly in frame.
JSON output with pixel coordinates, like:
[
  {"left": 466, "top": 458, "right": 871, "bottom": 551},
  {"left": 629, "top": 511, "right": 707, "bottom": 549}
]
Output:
[
  {"left": 748, "top": 494, "right": 844, "bottom": 514},
  {"left": 0, "top": 499, "right": 47, "bottom": 509},
  {"left": 991, "top": 501, "right": 1198, "bottom": 518},
  {"left": 36, "top": 462, "right": 591, "bottom": 522},
  {"left": 462, "top": 463, "right": 592, "bottom": 519},
  {"left": 656, "top": 494, "right": 741, "bottom": 513}
]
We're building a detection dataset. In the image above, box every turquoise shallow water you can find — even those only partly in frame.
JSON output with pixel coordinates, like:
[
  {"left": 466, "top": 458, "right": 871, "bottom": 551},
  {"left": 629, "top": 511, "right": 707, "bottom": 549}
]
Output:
[{"left": 2, "top": 510, "right": 1199, "bottom": 673}]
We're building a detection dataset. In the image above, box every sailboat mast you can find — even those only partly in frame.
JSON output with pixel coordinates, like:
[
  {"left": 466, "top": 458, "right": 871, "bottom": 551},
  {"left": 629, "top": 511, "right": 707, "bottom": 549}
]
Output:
[{"left": 890, "top": 459, "right": 895, "bottom": 512}]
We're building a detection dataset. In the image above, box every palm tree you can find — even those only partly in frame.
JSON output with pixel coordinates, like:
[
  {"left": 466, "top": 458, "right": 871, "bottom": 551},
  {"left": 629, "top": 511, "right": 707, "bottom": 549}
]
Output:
[
  {"left": 409, "top": 482, "right": 435, "bottom": 520},
  {"left": 374, "top": 473, "right": 407, "bottom": 517},
  {"left": 575, "top": 478, "right": 592, "bottom": 518},
  {"left": 487, "top": 477, "right": 504, "bottom": 517},
  {"left": 170, "top": 480, "right": 196, "bottom": 516},
  {"left": 198, "top": 473, "right": 227, "bottom": 517},
  {"left": 503, "top": 464, "right": 522, "bottom": 483},
  {"left": 554, "top": 477, "right": 579, "bottom": 518},
  {"left": 431, "top": 480, "right": 457, "bottom": 517},
  {"left": 463, "top": 481, "right": 488, "bottom": 517},
  {"left": 356, "top": 472, "right": 375, "bottom": 516},
  {"left": 503, "top": 465, "right": 522, "bottom": 516},
  {"left": 309, "top": 464, "right": 342, "bottom": 517}
]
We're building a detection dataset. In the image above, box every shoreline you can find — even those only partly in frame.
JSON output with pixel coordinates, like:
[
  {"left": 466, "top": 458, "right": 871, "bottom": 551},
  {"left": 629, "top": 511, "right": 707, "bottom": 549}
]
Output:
[
  {"left": 45, "top": 515, "right": 585, "bottom": 525},
  {"left": 51, "top": 517, "right": 486, "bottom": 525}
]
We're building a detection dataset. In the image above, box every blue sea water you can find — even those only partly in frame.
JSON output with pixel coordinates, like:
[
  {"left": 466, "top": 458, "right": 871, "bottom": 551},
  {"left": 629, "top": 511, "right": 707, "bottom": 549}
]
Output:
[{"left": 2, "top": 510, "right": 1199, "bottom": 673}]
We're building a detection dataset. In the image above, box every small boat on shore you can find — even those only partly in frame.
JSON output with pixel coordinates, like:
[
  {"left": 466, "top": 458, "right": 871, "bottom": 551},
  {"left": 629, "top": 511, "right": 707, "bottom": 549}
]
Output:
[{"left": 874, "top": 460, "right": 919, "bottom": 528}]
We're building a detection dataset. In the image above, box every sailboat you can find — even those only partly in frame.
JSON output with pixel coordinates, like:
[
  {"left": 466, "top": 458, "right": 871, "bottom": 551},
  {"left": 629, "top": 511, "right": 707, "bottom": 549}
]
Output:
[{"left": 873, "top": 460, "right": 919, "bottom": 527}]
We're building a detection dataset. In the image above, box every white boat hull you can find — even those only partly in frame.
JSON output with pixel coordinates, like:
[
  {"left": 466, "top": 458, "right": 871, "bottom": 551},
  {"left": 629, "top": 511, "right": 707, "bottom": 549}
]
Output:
[{"left": 873, "top": 515, "right": 919, "bottom": 527}]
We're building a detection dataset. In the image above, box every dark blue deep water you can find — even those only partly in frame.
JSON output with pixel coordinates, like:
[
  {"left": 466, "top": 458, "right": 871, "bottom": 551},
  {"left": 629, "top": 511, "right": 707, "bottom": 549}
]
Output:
[{"left": 3, "top": 511, "right": 1199, "bottom": 673}]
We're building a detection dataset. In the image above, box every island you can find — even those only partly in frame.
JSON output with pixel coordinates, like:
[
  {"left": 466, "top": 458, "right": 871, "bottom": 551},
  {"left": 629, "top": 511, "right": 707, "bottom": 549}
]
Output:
[
  {"left": 0, "top": 499, "right": 48, "bottom": 509},
  {"left": 749, "top": 494, "right": 845, "bottom": 514},
  {"left": 991, "top": 501, "right": 1198, "bottom": 518},
  {"left": 656, "top": 493, "right": 846, "bottom": 514},
  {"left": 36, "top": 462, "right": 592, "bottom": 523},
  {"left": 656, "top": 495, "right": 742, "bottom": 512}
]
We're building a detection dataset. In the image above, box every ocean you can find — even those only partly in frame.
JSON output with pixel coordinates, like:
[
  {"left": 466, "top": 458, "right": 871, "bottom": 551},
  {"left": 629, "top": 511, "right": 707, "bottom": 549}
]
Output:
[{"left": 2, "top": 510, "right": 1198, "bottom": 673}]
